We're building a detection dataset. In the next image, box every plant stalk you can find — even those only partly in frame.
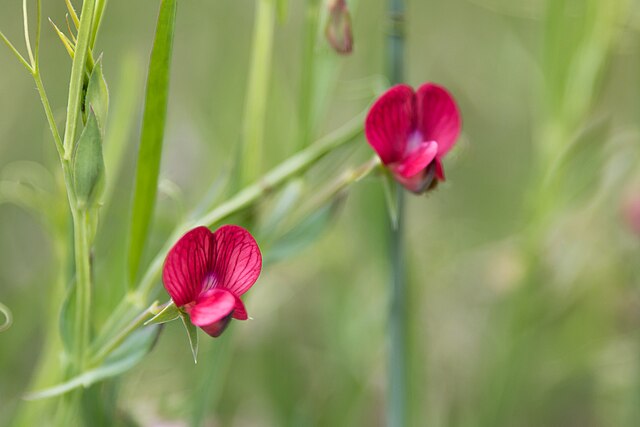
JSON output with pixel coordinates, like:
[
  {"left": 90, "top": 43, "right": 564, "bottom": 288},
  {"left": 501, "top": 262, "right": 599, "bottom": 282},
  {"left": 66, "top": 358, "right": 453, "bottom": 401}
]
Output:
[
  {"left": 387, "top": 0, "right": 407, "bottom": 425},
  {"left": 239, "top": 0, "right": 276, "bottom": 186}
]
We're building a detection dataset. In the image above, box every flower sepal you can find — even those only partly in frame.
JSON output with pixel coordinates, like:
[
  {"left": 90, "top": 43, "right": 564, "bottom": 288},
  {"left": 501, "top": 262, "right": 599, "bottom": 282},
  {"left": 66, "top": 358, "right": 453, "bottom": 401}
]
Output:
[
  {"left": 180, "top": 312, "right": 199, "bottom": 364},
  {"left": 144, "top": 300, "right": 181, "bottom": 326}
]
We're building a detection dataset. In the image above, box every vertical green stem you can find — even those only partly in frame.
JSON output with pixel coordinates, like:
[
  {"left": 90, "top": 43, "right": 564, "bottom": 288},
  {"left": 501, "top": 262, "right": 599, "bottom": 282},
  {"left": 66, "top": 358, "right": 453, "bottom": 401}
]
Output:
[
  {"left": 387, "top": 0, "right": 406, "bottom": 426},
  {"left": 239, "top": 0, "right": 276, "bottom": 186},
  {"left": 297, "top": 0, "right": 321, "bottom": 150},
  {"left": 72, "top": 209, "right": 92, "bottom": 371}
]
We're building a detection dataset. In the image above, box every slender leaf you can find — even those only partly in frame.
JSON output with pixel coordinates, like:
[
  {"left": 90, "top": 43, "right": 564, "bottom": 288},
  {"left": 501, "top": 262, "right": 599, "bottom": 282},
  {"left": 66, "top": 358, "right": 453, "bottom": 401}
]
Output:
[
  {"left": 128, "top": 0, "right": 177, "bottom": 285},
  {"left": 24, "top": 325, "right": 160, "bottom": 400}
]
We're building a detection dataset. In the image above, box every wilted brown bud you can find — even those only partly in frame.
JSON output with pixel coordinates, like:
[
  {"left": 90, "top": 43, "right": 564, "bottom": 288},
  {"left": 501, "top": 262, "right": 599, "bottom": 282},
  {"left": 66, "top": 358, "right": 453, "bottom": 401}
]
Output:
[{"left": 325, "top": 0, "right": 353, "bottom": 55}]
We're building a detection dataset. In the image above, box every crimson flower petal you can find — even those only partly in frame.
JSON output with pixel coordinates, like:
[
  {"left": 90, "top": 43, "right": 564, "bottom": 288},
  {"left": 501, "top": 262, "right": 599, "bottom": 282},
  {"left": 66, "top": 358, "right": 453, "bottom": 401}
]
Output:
[
  {"left": 188, "top": 288, "right": 236, "bottom": 328},
  {"left": 365, "top": 84, "right": 416, "bottom": 165},
  {"left": 162, "top": 226, "right": 213, "bottom": 307},
  {"left": 392, "top": 140, "right": 438, "bottom": 178},
  {"left": 415, "top": 83, "right": 461, "bottom": 158},
  {"left": 209, "top": 225, "right": 262, "bottom": 296},
  {"left": 231, "top": 294, "right": 248, "bottom": 320}
]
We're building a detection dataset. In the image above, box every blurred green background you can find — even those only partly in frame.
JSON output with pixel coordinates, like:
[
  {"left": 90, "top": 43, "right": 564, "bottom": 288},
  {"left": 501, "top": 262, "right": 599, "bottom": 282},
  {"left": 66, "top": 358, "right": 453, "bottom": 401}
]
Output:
[{"left": 2, "top": 0, "right": 640, "bottom": 425}]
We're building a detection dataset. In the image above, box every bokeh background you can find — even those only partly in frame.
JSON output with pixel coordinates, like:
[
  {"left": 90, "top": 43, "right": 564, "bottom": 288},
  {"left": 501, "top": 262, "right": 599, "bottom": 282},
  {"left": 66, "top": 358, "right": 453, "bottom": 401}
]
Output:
[{"left": 2, "top": 0, "right": 640, "bottom": 425}]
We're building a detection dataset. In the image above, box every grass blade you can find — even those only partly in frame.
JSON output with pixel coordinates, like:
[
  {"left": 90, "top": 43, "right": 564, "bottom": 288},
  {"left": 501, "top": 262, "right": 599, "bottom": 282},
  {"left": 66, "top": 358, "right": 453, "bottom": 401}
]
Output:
[{"left": 127, "top": 0, "right": 177, "bottom": 286}]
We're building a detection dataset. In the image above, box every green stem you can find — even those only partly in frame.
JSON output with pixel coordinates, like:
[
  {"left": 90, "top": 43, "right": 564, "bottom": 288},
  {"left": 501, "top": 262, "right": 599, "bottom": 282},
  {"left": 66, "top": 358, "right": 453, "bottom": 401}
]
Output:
[
  {"left": 22, "top": 0, "right": 35, "bottom": 67},
  {"left": 72, "top": 209, "right": 92, "bottom": 371},
  {"left": 387, "top": 0, "right": 407, "bottom": 426},
  {"left": 62, "top": 0, "right": 96, "bottom": 159},
  {"left": 239, "top": 0, "right": 276, "bottom": 186},
  {"left": 297, "top": 0, "right": 321, "bottom": 150},
  {"left": 33, "top": 72, "right": 65, "bottom": 159},
  {"left": 90, "top": 305, "right": 153, "bottom": 365},
  {"left": 0, "top": 30, "right": 34, "bottom": 73}
]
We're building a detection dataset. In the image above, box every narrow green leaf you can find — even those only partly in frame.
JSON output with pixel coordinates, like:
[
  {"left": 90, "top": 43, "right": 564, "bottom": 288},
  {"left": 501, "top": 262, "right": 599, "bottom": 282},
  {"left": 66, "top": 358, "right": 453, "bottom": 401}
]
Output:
[
  {"left": 128, "top": 0, "right": 177, "bottom": 285},
  {"left": 85, "top": 55, "right": 109, "bottom": 133},
  {"left": 180, "top": 313, "right": 198, "bottom": 364},
  {"left": 62, "top": 0, "right": 95, "bottom": 158},
  {"left": 49, "top": 18, "right": 75, "bottom": 59},
  {"left": 73, "top": 110, "right": 105, "bottom": 210},
  {"left": 24, "top": 326, "right": 160, "bottom": 400},
  {"left": 144, "top": 301, "right": 180, "bottom": 326}
]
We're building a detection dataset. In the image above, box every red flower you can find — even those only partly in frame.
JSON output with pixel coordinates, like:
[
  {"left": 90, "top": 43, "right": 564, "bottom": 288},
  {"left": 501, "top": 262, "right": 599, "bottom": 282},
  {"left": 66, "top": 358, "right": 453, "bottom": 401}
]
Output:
[
  {"left": 162, "top": 225, "right": 262, "bottom": 337},
  {"left": 365, "top": 83, "right": 462, "bottom": 193}
]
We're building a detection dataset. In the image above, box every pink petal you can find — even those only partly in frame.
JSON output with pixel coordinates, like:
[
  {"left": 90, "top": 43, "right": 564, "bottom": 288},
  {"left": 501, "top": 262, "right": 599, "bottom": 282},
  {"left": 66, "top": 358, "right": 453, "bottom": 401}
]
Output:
[
  {"left": 434, "top": 158, "right": 446, "bottom": 181},
  {"left": 393, "top": 162, "right": 438, "bottom": 194},
  {"left": 365, "top": 85, "right": 416, "bottom": 164},
  {"left": 391, "top": 140, "right": 438, "bottom": 178},
  {"left": 415, "top": 83, "right": 461, "bottom": 158},
  {"left": 209, "top": 225, "right": 262, "bottom": 296},
  {"left": 188, "top": 288, "right": 236, "bottom": 328},
  {"left": 162, "top": 226, "right": 213, "bottom": 307},
  {"left": 232, "top": 294, "right": 248, "bottom": 320}
]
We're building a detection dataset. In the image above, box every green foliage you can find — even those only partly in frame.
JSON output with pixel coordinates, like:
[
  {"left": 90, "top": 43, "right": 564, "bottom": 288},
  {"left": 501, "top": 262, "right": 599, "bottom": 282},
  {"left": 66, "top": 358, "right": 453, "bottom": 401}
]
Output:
[
  {"left": 24, "top": 326, "right": 160, "bottom": 400},
  {"left": 73, "top": 110, "right": 105, "bottom": 210},
  {"left": 86, "top": 56, "right": 109, "bottom": 134},
  {"left": 128, "top": 0, "right": 177, "bottom": 285},
  {"left": 144, "top": 301, "right": 180, "bottom": 326}
]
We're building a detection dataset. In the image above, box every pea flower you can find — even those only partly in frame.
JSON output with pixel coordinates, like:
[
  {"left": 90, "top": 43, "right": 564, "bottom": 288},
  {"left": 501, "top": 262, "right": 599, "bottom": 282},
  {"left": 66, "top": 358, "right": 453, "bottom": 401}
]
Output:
[
  {"left": 365, "top": 83, "right": 462, "bottom": 193},
  {"left": 162, "top": 225, "right": 262, "bottom": 337}
]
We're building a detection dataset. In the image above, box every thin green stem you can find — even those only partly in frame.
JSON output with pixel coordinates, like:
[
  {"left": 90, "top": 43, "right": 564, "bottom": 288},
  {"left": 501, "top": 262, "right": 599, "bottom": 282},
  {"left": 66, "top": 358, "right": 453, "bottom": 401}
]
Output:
[
  {"left": 0, "top": 31, "right": 34, "bottom": 73},
  {"left": 239, "top": 0, "right": 276, "bottom": 186},
  {"left": 90, "top": 305, "right": 154, "bottom": 365},
  {"left": 33, "top": 72, "right": 66, "bottom": 160},
  {"left": 35, "top": 0, "right": 41, "bottom": 70},
  {"left": 22, "top": 0, "right": 35, "bottom": 67},
  {"left": 62, "top": 0, "right": 96, "bottom": 159},
  {"left": 297, "top": 0, "right": 321, "bottom": 150},
  {"left": 387, "top": 0, "right": 407, "bottom": 426},
  {"left": 72, "top": 209, "right": 92, "bottom": 370}
]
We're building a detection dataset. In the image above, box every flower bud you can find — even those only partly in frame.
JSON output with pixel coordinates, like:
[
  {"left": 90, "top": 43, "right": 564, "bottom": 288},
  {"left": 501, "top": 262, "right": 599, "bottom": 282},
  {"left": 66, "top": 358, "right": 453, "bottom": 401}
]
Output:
[{"left": 325, "top": 0, "right": 353, "bottom": 55}]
